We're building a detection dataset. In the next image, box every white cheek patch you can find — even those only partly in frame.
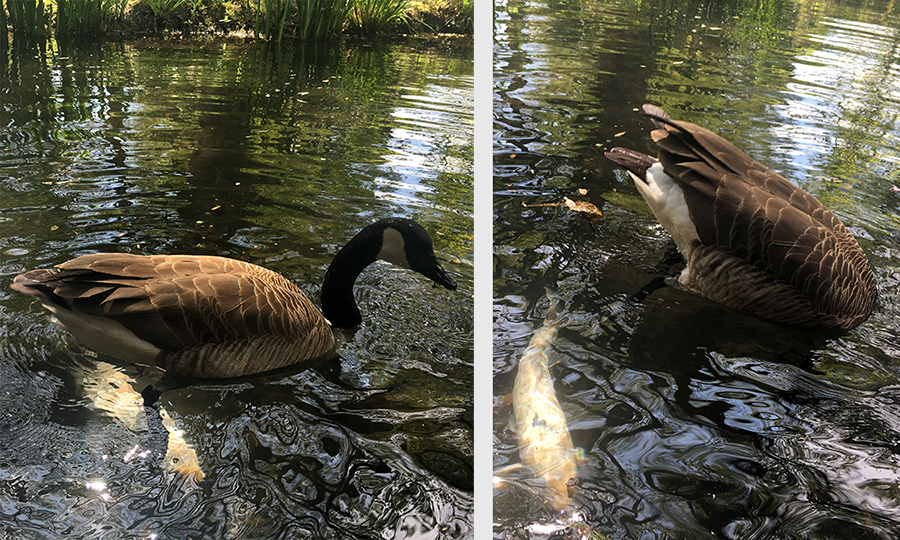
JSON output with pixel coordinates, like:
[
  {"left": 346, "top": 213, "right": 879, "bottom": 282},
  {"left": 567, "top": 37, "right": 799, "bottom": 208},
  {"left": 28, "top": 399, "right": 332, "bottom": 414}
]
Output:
[{"left": 376, "top": 227, "right": 411, "bottom": 269}]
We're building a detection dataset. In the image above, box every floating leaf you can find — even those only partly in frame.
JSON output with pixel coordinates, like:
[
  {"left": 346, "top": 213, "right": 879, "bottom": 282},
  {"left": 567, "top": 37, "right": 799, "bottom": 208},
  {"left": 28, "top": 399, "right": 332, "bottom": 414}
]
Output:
[
  {"left": 523, "top": 196, "right": 602, "bottom": 220},
  {"left": 563, "top": 197, "right": 602, "bottom": 220}
]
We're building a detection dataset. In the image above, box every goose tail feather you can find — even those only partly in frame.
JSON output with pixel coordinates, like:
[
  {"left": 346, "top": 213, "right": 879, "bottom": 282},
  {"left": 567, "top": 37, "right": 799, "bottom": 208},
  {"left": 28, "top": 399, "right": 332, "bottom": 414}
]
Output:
[
  {"left": 604, "top": 147, "right": 657, "bottom": 180},
  {"left": 641, "top": 103, "right": 675, "bottom": 129}
]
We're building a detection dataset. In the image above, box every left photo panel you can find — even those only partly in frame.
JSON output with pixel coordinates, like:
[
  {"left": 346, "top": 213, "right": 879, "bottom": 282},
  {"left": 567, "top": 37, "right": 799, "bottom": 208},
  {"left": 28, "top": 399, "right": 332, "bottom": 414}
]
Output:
[{"left": 0, "top": 8, "right": 474, "bottom": 538}]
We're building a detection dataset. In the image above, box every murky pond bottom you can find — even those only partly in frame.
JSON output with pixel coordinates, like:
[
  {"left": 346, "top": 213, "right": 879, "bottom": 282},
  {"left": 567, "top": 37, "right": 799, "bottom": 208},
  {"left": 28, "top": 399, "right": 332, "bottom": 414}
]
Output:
[
  {"left": 1, "top": 36, "right": 473, "bottom": 538},
  {"left": 494, "top": 1, "right": 900, "bottom": 538}
]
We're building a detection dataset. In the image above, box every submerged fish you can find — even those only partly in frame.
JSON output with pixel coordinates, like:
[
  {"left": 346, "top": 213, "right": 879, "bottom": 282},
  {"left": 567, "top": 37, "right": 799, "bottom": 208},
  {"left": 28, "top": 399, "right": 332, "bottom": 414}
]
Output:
[
  {"left": 84, "top": 362, "right": 204, "bottom": 482},
  {"left": 512, "top": 296, "right": 579, "bottom": 509}
]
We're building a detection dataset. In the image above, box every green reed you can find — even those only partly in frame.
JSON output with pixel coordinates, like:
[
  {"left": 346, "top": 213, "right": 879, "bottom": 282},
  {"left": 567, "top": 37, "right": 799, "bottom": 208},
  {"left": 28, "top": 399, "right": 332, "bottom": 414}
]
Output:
[
  {"left": 256, "top": 0, "right": 351, "bottom": 40},
  {"left": 349, "top": 0, "right": 407, "bottom": 35},
  {"left": 6, "top": 0, "right": 50, "bottom": 36},
  {"left": 144, "top": 0, "right": 188, "bottom": 16},
  {"left": 55, "top": 0, "right": 127, "bottom": 37},
  {"left": 1, "top": 1, "right": 6, "bottom": 46}
]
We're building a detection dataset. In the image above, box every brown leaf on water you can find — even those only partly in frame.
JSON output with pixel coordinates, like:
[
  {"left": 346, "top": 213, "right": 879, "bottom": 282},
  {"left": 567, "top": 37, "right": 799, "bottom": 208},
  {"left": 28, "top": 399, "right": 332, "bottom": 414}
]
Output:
[
  {"left": 563, "top": 197, "right": 603, "bottom": 220},
  {"left": 522, "top": 197, "right": 602, "bottom": 221}
]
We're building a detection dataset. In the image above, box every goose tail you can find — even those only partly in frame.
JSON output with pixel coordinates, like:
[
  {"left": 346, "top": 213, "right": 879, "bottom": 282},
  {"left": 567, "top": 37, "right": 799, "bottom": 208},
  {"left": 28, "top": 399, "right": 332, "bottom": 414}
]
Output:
[
  {"left": 605, "top": 148, "right": 701, "bottom": 264},
  {"left": 11, "top": 269, "right": 67, "bottom": 310},
  {"left": 604, "top": 147, "right": 657, "bottom": 181},
  {"left": 641, "top": 103, "right": 676, "bottom": 129}
]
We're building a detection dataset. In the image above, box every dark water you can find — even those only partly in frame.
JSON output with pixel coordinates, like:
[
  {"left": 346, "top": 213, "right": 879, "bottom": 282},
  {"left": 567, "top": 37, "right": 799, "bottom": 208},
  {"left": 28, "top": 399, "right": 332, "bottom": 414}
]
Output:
[
  {"left": 494, "top": 1, "right": 900, "bottom": 538},
  {"left": 1, "top": 36, "right": 473, "bottom": 538}
]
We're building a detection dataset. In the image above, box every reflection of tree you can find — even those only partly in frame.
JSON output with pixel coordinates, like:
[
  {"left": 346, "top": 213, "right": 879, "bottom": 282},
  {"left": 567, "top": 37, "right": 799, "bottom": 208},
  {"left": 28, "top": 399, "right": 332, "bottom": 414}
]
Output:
[
  {"left": 235, "top": 38, "right": 473, "bottom": 260},
  {"left": 805, "top": 20, "right": 900, "bottom": 230},
  {"left": 1, "top": 36, "right": 472, "bottom": 266},
  {"left": 1, "top": 38, "right": 137, "bottom": 254}
]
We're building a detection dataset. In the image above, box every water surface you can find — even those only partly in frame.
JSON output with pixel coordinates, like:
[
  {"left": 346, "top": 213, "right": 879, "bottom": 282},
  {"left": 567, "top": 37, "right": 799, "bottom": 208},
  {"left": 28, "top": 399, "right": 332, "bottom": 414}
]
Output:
[
  {"left": 1, "top": 36, "right": 473, "bottom": 539},
  {"left": 494, "top": 1, "right": 900, "bottom": 538}
]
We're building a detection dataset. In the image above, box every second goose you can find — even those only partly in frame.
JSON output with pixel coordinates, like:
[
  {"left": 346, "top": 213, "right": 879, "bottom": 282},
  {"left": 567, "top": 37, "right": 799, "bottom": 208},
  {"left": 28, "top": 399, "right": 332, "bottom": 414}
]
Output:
[
  {"left": 12, "top": 217, "right": 458, "bottom": 378},
  {"left": 605, "top": 104, "right": 876, "bottom": 331}
]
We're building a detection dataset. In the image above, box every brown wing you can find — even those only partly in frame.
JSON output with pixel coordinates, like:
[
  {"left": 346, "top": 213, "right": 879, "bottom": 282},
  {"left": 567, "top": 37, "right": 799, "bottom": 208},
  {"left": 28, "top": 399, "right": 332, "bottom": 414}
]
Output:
[
  {"left": 642, "top": 104, "right": 875, "bottom": 328},
  {"left": 21, "top": 254, "right": 335, "bottom": 376}
]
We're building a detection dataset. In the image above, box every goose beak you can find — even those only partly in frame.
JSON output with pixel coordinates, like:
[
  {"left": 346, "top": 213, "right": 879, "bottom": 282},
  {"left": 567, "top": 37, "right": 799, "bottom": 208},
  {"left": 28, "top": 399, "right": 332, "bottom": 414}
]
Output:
[{"left": 425, "top": 261, "right": 457, "bottom": 291}]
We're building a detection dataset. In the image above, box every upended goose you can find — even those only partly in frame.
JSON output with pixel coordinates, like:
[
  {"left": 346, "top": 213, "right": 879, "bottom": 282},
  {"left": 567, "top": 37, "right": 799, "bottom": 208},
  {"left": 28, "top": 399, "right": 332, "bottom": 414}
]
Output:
[
  {"left": 12, "top": 218, "right": 458, "bottom": 378},
  {"left": 605, "top": 104, "right": 876, "bottom": 331}
]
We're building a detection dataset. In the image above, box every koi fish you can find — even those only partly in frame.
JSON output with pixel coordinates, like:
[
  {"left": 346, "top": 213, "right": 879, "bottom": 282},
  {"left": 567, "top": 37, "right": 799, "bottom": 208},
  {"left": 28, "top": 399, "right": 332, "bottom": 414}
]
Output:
[
  {"left": 84, "top": 362, "right": 204, "bottom": 482},
  {"left": 512, "top": 295, "right": 578, "bottom": 509}
]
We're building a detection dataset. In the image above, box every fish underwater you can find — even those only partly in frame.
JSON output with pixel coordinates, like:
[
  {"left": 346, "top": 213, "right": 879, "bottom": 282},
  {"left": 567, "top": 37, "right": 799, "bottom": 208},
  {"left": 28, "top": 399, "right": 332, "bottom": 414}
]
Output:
[
  {"left": 512, "top": 294, "right": 580, "bottom": 510},
  {"left": 84, "top": 362, "right": 204, "bottom": 482}
]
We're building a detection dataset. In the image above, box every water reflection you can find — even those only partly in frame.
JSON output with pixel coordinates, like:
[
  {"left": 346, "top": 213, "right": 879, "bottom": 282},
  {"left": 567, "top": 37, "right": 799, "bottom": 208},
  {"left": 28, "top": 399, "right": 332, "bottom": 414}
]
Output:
[
  {"left": 1, "top": 34, "right": 472, "bottom": 538},
  {"left": 494, "top": 0, "right": 900, "bottom": 538}
]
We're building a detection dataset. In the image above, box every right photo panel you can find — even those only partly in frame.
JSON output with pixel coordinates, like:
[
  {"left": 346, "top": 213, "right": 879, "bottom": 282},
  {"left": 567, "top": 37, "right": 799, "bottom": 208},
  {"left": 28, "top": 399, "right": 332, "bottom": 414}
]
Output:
[{"left": 492, "top": 1, "right": 900, "bottom": 538}]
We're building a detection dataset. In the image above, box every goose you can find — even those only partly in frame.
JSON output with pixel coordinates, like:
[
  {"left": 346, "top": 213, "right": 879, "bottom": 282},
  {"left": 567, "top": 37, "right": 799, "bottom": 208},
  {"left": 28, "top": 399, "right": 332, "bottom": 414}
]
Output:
[
  {"left": 605, "top": 104, "right": 876, "bottom": 331},
  {"left": 11, "top": 217, "right": 458, "bottom": 379}
]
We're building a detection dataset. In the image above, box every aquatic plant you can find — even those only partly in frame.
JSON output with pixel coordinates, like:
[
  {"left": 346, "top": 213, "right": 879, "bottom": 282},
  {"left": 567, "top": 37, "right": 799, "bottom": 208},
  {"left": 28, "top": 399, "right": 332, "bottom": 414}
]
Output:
[
  {"left": 55, "top": 0, "right": 128, "bottom": 37},
  {"left": 5, "top": 0, "right": 50, "bottom": 36},
  {"left": 257, "top": 0, "right": 351, "bottom": 40},
  {"left": 295, "top": 0, "right": 351, "bottom": 39},
  {"left": 348, "top": 0, "right": 408, "bottom": 35},
  {"left": 144, "top": 0, "right": 189, "bottom": 16},
  {"left": 1, "top": 0, "right": 471, "bottom": 40}
]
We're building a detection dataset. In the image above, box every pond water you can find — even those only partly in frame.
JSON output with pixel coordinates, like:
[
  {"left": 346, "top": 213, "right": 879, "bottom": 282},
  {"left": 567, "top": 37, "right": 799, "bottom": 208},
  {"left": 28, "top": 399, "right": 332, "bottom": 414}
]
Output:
[
  {"left": 0, "top": 36, "right": 473, "bottom": 538},
  {"left": 493, "top": 0, "right": 900, "bottom": 538}
]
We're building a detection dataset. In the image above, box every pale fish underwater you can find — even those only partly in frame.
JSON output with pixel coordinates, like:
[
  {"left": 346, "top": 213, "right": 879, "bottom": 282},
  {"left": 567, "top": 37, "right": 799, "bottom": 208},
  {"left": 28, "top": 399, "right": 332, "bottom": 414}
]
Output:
[
  {"left": 512, "top": 296, "right": 580, "bottom": 510},
  {"left": 84, "top": 362, "right": 204, "bottom": 482}
]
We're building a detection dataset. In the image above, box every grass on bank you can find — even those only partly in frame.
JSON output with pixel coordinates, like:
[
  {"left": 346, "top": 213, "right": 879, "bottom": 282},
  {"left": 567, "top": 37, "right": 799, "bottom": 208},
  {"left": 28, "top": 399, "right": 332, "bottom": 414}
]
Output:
[{"left": 0, "top": 0, "right": 473, "bottom": 40}]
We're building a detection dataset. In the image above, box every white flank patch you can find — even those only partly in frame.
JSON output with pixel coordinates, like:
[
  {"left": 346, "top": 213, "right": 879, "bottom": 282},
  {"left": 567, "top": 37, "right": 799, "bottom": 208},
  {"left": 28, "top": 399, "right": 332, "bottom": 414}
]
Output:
[{"left": 630, "top": 163, "right": 700, "bottom": 263}]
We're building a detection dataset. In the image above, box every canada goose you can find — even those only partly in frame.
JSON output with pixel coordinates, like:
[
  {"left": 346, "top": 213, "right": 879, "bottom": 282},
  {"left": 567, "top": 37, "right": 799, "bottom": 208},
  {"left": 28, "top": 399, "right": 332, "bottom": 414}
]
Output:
[
  {"left": 11, "top": 217, "right": 458, "bottom": 378},
  {"left": 605, "top": 104, "right": 876, "bottom": 331}
]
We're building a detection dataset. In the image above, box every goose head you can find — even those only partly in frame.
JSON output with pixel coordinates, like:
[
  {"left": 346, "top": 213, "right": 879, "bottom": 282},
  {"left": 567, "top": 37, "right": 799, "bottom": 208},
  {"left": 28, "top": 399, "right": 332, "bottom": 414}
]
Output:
[{"left": 321, "top": 217, "right": 457, "bottom": 329}]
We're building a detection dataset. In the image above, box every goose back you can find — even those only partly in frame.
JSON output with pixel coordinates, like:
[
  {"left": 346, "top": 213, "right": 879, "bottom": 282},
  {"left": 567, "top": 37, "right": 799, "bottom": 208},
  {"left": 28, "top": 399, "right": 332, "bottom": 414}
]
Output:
[
  {"left": 13, "top": 254, "right": 335, "bottom": 378},
  {"left": 606, "top": 104, "right": 876, "bottom": 331}
]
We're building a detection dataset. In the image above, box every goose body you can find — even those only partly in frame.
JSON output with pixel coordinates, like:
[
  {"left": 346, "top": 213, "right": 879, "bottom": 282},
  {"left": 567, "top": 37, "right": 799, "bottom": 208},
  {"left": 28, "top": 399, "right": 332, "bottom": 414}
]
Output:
[
  {"left": 12, "top": 218, "right": 457, "bottom": 378},
  {"left": 605, "top": 104, "right": 876, "bottom": 331}
]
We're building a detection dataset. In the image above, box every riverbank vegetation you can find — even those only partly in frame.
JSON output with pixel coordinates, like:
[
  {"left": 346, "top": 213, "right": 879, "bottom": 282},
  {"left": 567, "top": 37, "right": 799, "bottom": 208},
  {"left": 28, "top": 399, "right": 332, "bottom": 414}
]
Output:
[{"left": 1, "top": 0, "right": 472, "bottom": 40}]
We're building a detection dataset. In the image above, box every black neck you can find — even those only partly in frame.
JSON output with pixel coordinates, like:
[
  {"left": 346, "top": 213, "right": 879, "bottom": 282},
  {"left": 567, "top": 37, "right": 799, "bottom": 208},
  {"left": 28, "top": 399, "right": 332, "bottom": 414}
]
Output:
[{"left": 319, "top": 225, "right": 384, "bottom": 329}]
